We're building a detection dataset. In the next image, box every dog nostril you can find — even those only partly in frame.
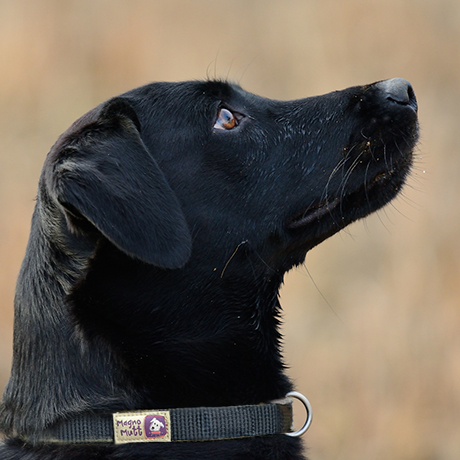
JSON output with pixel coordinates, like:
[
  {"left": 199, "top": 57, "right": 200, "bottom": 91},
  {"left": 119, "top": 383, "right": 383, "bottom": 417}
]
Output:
[{"left": 376, "top": 78, "right": 417, "bottom": 110}]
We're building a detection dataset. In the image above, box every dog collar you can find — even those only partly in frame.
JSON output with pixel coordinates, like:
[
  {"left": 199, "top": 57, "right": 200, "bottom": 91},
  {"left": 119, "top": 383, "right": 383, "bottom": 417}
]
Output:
[{"left": 31, "top": 392, "right": 312, "bottom": 445}]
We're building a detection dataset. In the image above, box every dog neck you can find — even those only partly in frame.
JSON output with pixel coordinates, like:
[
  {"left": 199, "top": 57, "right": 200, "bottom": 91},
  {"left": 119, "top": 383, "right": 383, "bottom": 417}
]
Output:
[{"left": 0, "top": 230, "right": 293, "bottom": 439}]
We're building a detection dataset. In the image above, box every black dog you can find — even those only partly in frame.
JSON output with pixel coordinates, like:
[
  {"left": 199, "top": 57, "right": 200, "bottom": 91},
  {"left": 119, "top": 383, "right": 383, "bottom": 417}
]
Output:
[{"left": 0, "top": 78, "right": 418, "bottom": 459}]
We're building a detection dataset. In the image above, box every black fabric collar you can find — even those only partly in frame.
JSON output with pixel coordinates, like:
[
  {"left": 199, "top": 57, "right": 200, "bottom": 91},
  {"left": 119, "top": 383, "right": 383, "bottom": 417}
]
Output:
[
  {"left": 24, "top": 392, "right": 312, "bottom": 445},
  {"left": 30, "top": 398, "right": 294, "bottom": 445}
]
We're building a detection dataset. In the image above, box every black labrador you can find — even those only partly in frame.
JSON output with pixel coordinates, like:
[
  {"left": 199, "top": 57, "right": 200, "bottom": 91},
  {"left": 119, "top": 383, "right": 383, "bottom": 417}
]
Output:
[{"left": 0, "top": 78, "right": 418, "bottom": 459}]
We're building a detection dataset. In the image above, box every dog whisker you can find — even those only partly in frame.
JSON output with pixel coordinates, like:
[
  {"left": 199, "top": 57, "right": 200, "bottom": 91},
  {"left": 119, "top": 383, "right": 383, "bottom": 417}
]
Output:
[{"left": 220, "top": 240, "right": 248, "bottom": 278}]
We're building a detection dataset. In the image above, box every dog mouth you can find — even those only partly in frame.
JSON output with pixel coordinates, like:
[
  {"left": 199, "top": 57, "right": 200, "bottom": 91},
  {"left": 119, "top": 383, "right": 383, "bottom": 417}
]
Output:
[
  {"left": 287, "top": 197, "right": 341, "bottom": 230},
  {"left": 286, "top": 165, "right": 405, "bottom": 231}
]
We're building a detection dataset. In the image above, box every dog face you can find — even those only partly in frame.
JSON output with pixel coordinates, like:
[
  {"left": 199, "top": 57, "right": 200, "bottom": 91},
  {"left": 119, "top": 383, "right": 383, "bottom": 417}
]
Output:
[
  {"left": 142, "top": 80, "right": 417, "bottom": 271},
  {"left": 46, "top": 79, "right": 417, "bottom": 272},
  {"left": 0, "top": 79, "right": 418, "bottom": 455}
]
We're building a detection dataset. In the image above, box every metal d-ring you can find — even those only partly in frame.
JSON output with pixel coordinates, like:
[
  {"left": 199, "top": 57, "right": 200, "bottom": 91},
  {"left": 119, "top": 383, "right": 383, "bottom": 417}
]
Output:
[{"left": 285, "top": 391, "right": 313, "bottom": 437}]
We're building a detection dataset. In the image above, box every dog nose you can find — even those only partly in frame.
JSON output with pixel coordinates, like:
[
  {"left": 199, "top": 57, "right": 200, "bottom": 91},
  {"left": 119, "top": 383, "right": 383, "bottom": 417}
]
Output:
[{"left": 376, "top": 78, "right": 417, "bottom": 111}]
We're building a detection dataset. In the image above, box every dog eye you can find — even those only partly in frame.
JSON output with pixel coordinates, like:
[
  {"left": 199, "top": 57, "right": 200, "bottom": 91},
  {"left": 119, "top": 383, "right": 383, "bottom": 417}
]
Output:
[{"left": 214, "top": 108, "right": 237, "bottom": 130}]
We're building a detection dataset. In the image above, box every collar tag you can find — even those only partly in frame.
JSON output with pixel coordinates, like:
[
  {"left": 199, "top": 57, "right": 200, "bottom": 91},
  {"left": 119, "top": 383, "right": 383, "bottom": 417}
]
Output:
[{"left": 113, "top": 410, "right": 171, "bottom": 444}]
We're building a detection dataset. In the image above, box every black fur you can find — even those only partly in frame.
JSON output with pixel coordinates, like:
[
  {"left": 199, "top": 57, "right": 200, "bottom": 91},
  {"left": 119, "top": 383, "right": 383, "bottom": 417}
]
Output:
[{"left": 0, "top": 79, "right": 418, "bottom": 459}]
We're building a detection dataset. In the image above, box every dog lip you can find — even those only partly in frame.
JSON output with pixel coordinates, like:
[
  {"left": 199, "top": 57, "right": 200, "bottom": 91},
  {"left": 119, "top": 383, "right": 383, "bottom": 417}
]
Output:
[
  {"left": 287, "top": 197, "right": 341, "bottom": 230},
  {"left": 286, "top": 158, "right": 410, "bottom": 232}
]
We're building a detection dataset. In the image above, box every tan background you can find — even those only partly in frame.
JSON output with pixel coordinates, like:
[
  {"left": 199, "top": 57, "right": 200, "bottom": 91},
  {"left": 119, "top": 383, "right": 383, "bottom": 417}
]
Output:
[{"left": 0, "top": 0, "right": 459, "bottom": 458}]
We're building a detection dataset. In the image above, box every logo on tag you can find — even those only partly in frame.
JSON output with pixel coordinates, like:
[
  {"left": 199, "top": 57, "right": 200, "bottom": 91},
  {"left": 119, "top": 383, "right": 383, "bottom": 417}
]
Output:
[
  {"left": 113, "top": 411, "right": 171, "bottom": 444},
  {"left": 144, "top": 415, "right": 168, "bottom": 439}
]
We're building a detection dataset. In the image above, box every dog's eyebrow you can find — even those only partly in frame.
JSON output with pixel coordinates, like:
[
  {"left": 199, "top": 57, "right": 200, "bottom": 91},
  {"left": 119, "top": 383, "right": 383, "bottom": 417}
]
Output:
[{"left": 199, "top": 80, "right": 238, "bottom": 101}]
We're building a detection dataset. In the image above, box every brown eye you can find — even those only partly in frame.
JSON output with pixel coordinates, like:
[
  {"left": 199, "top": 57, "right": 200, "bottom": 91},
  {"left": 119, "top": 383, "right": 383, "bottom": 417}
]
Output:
[{"left": 214, "top": 108, "right": 237, "bottom": 130}]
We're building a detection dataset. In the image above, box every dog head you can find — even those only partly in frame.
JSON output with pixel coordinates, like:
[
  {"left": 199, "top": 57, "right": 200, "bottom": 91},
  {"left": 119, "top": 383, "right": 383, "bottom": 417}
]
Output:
[{"left": 44, "top": 78, "right": 417, "bottom": 271}]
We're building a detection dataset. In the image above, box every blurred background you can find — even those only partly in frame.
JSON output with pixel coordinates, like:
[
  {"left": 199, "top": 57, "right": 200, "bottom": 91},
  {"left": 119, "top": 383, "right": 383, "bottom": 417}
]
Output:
[{"left": 0, "top": 0, "right": 459, "bottom": 458}]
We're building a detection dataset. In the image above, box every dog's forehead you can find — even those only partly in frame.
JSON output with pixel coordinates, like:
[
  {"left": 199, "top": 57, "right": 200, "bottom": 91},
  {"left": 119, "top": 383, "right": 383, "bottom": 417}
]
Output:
[
  {"left": 136, "top": 80, "right": 265, "bottom": 112},
  {"left": 198, "top": 80, "right": 241, "bottom": 98},
  {"left": 199, "top": 80, "right": 266, "bottom": 107},
  {"left": 118, "top": 79, "right": 269, "bottom": 135}
]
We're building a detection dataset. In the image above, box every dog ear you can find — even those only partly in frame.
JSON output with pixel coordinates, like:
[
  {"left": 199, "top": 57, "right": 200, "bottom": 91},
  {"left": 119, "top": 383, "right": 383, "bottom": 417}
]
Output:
[{"left": 49, "top": 97, "right": 192, "bottom": 269}]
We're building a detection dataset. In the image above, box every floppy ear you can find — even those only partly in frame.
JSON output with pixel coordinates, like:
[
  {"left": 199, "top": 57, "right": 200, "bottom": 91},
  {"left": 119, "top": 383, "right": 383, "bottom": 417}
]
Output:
[{"left": 49, "top": 97, "right": 192, "bottom": 269}]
